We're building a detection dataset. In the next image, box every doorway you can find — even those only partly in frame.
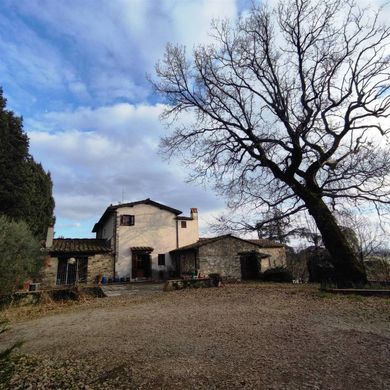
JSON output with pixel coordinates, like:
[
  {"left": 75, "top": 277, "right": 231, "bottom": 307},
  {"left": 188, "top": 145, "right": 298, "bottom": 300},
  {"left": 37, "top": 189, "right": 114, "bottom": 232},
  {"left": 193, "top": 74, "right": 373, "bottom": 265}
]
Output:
[
  {"left": 57, "top": 257, "right": 88, "bottom": 285},
  {"left": 132, "top": 251, "right": 152, "bottom": 279},
  {"left": 240, "top": 253, "right": 260, "bottom": 280}
]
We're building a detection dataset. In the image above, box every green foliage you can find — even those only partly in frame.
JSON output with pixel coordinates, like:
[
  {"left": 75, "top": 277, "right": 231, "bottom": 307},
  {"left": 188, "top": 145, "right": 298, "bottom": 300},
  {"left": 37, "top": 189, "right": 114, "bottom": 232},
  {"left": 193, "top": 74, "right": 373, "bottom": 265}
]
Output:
[
  {"left": 0, "top": 215, "right": 41, "bottom": 296},
  {"left": 305, "top": 247, "right": 336, "bottom": 284},
  {"left": 0, "top": 320, "right": 23, "bottom": 389},
  {"left": 0, "top": 88, "right": 55, "bottom": 240},
  {"left": 23, "top": 158, "right": 55, "bottom": 239},
  {"left": 262, "top": 267, "right": 293, "bottom": 283}
]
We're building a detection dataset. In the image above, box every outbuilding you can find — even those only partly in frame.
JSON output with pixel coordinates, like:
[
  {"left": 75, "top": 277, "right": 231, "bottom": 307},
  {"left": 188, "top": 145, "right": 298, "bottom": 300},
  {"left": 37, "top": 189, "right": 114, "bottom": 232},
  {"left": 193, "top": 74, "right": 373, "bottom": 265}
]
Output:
[
  {"left": 42, "top": 238, "right": 113, "bottom": 287},
  {"left": 170, "top": 234, "right": 286, "bottom": 280}
]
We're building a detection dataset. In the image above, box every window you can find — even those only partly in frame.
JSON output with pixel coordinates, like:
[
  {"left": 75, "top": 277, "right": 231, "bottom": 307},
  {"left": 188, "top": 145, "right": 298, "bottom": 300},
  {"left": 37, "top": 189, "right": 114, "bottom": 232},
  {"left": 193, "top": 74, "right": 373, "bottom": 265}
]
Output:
[
  {"left": 181, "top": 221, "right": 187, "bottom": 228},
  {"left": 158, "top": 254, "right": 166, "bottom": 266},
  {"left": 120, "top": 215, "right": 135, "bottom": 226}
]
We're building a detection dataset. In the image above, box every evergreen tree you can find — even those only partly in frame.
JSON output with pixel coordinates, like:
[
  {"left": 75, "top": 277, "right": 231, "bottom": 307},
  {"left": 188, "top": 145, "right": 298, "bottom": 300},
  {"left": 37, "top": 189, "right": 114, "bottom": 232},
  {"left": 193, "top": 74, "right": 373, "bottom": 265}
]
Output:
[
  {"left": 256, "top": 209, "right": 290, "bottom": 243},
  {"left": 0, "top": 88, "right": 55, "bottom": 239},
  {"left": 0, "top": 215, "right": 41, "bottom": 295},
  {"left": 24, "top": 158, "right": 55, "bottom": 239}
]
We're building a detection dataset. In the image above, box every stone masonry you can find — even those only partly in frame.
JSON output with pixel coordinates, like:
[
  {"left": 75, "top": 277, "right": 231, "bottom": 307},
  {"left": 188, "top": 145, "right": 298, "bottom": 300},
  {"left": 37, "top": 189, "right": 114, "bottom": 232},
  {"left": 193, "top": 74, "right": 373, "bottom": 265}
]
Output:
[
  {"left": 86, "top": 253, "right": 114, "bottom": 284},
  {"left": 198, "top": 236, "right": 265, "bottom": 279}
]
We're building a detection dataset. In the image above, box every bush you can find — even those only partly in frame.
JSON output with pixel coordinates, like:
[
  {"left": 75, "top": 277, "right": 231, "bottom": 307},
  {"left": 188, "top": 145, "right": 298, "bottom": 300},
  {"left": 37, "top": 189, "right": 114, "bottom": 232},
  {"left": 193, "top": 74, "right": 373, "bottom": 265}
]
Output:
[
  {"left": 305, "top": 247, "right": 336, "bottom": 284},
  {"left": 0, "top": 215, "right": 41, "bottom": 296},
  {"left": 262, "top": 267, "right": 293, "bottom": 283}
]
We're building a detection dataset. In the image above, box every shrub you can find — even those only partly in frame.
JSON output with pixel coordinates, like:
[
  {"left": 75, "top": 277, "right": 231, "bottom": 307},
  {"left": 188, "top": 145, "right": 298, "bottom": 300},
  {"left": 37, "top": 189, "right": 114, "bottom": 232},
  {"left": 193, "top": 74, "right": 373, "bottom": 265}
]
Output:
[
  {"left": 305, "top": 247, "right": 336, "bottom": 283},
  {"left": 0, "top": 215, "right": 41, "bottom": 296},
  {"left": 262, "top": 267, "right": 293, "bottom": 283}
]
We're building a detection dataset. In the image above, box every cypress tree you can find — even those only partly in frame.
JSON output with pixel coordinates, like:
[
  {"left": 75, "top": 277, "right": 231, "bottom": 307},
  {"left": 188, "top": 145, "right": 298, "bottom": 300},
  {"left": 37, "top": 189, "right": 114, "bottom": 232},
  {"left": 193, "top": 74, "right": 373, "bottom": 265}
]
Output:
[{"left": 0, "top": 88, "right": 55, "bottom": 240}]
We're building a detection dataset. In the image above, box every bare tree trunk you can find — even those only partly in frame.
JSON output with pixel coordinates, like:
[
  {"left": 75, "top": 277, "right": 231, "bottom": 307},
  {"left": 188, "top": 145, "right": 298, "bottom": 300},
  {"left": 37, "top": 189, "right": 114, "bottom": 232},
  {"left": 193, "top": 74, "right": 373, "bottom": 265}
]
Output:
[{"left": 302, "top": 192, "right": 367, "bottom": 287}]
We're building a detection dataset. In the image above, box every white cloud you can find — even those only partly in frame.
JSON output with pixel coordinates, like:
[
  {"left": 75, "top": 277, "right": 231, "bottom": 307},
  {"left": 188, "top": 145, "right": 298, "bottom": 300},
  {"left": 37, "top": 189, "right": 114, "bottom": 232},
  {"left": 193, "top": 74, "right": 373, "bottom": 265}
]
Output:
[
  {"left": 27, "top": 102, "right": 222, "bottom": 236},
  {"left": 1, "top": 0, "right": 240, "bottom": 110},
  {"left": 4, "top": 0, "right": 387, "bottom": 239}
]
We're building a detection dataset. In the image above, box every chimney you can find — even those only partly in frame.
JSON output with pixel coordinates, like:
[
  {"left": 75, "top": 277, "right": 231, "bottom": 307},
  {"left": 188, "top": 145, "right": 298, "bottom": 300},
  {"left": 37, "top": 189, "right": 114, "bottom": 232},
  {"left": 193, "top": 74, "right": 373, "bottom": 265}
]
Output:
[
  {"left": 45, "top": 226, "right": 54, "bottom": 248},
  {"left": 190, "top": 208, "right": 198, "bottom": 220}
]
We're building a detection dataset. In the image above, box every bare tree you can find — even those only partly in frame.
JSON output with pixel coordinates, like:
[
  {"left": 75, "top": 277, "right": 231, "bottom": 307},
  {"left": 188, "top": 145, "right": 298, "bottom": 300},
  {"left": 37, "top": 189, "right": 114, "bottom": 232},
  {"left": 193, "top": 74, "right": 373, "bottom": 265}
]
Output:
[
  {"left": 338, "top": 210, "right": 388, "bottom": 262},
  {"left": 153, "top": 0, "right": 390, "bottom": 286}
]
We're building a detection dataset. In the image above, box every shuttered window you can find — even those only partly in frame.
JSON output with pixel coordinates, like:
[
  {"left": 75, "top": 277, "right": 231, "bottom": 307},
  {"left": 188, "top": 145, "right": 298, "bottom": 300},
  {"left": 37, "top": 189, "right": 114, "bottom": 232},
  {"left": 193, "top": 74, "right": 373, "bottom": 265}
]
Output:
[{"left": 120, "top": 215, "right": 135, "bottom": 226}]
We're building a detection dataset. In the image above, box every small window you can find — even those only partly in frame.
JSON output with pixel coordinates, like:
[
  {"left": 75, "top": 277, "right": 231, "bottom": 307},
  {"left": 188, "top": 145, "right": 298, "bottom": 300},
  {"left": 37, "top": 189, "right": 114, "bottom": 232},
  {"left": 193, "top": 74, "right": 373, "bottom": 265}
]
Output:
[
  {"left": 120, "top": 215, "right": 135, "bottom": 226},
  {"left": 158, "top": 254, "right": 165, "bottom": 266},
  {"left": 181, "top": 221, "right": 187, "bottom": 228}
]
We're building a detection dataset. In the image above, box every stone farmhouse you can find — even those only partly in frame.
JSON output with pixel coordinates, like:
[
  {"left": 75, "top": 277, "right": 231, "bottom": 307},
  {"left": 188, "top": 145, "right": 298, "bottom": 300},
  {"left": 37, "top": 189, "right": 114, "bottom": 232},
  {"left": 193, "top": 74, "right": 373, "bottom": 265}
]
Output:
[{"left": 42, "top": 199, "right": 286, "bottom": 287}]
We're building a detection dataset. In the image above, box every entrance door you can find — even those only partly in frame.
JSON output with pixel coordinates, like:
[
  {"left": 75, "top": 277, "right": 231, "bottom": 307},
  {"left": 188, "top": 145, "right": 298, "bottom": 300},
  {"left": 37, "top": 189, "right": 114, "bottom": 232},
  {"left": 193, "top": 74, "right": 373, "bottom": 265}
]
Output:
[
  {"left": 57, "top": 257, "right": 88, "bottom": 285},
  {"left": 132, "top": 252, "right": 151, "bottom": 279},
  {"left": 240, "top": 253, "right": 260, "bottom": 280}
]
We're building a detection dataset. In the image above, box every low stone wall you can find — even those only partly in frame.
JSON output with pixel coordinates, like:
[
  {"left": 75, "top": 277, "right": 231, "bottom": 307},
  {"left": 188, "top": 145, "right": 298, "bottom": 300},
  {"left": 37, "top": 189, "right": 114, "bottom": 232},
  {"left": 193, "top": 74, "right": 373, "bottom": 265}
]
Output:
[
  {"left": 322, "top": 288, "right": 390, "bottom": 297},
  {"left": 0, "top": 287, "right": 106, "bottom": 308},
  {"left": 164, "top": 278, "right": 215, "bottom": 291}
]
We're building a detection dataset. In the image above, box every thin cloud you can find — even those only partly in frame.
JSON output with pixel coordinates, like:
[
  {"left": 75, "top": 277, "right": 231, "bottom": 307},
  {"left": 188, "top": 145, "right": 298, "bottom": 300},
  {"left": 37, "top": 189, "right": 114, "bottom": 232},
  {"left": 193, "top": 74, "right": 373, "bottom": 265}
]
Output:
[{"left": 27, "top": 102, "right": 222, "bottom": 236}]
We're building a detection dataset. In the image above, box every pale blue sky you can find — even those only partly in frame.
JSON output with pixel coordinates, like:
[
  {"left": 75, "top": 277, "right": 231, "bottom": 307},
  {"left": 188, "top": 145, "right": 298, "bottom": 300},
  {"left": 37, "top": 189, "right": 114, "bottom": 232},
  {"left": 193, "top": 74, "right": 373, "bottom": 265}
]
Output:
[
  {"left": 1, "top": 0, "right": 387, "bottom": 238},
  {"left": 0, "top": 0, "right": 255, "bottom": 238}
]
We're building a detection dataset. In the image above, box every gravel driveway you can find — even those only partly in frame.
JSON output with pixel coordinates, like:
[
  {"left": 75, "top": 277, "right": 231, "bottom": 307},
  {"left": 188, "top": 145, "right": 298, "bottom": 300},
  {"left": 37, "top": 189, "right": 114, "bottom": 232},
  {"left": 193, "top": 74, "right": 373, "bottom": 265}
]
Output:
[{"left": 1, "top": 284, "right": 389, "bottom": 389}]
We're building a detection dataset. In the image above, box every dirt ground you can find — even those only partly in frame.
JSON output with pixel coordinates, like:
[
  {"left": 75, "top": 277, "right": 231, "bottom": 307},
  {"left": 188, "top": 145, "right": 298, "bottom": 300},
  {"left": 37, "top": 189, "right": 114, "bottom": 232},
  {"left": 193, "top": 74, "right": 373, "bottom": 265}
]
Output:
[{"left": 1, "top": 283, "right": 389, "bottom": 389}]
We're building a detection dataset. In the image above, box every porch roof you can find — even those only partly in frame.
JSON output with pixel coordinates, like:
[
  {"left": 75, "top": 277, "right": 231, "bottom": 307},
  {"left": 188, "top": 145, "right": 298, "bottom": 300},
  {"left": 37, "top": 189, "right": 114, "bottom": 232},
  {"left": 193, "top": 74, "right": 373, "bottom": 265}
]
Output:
[
  {"left": 131, "top": 246, "right": 154, "bottom": 252},
  {"left": 49, "top": 239, "right": 111, "bottom": 254}
]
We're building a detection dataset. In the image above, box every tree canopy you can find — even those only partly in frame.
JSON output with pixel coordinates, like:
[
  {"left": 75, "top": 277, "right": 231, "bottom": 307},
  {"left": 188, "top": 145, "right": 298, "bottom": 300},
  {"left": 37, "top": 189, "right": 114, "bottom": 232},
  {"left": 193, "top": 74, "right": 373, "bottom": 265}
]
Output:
[
  {"left": 0, "top": 216, "right": 41, "bottom": 296},
  {"left": 154, "top": 0, "right": 390, "bottom": 286},
  {"left": 0, "top": 88, "right": 55, "bottom": 240}
]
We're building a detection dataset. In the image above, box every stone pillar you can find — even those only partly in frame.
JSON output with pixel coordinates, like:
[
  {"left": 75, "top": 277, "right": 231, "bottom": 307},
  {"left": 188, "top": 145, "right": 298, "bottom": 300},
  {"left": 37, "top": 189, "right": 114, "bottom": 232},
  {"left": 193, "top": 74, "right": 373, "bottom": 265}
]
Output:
[{"left": 45, "top": 226, "right": 54, "bottom": 248}]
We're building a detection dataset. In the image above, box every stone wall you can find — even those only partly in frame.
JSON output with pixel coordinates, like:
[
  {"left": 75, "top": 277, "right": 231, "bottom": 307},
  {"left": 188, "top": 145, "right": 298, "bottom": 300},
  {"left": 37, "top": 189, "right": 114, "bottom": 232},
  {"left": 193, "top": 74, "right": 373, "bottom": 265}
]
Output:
[
  {"left": 196, "top": 237, "right": 287, "bottom": 280},
  {"left": 179, "top": 251, "right": 197, "bottom": 274},
  {"left": 87, "top": 253, "right": 114, "bottom": 284},
  {"left": 41, "top": 256, "right": 58, "bottom": 287},
  {"left": 41, "top": 253, "right": 114, "bottom": 287},
  {"left": 259, "top": 247, "right": 286, "bottom": 271},
  {"left": 198, "top": 237, "right": 261, "bottom": 279}
]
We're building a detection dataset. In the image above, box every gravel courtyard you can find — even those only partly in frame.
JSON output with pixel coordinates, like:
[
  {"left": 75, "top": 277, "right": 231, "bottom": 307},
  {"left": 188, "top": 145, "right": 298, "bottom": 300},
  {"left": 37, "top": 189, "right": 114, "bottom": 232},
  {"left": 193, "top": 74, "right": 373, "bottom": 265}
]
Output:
[{"left": 1, "top": 284, "right": 389, "bottom": 389}]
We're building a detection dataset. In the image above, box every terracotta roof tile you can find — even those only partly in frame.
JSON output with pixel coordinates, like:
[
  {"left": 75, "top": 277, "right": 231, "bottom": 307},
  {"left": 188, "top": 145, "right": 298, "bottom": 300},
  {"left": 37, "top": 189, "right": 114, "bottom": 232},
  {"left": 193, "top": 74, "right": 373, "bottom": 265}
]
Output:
[{"left": 50, "top": 239, "right": 111, "bottom": 254}]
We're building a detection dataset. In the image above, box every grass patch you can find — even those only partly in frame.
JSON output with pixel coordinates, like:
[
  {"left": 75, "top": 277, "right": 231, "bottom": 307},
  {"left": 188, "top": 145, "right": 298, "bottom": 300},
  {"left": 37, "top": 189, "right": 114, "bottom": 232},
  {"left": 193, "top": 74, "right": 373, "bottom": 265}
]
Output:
[{"left": 344, "top": 294, "right": 364, "bottom": 302}]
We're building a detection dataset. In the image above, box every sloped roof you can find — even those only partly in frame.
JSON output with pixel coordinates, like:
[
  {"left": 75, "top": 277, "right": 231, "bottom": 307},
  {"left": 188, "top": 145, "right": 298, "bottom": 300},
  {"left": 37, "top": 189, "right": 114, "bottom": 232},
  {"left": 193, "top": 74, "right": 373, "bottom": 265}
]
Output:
[
  {"left": 92, "top": 198, "right": 183, "bottom": 232},
  {"left": 247, "top": 239, "right": 285, "bottom": 248},
  {"left": 170, "top": 234, "right": 277, "bottom": 253},
  {"left": 49, "top": 239, "right": 111, "bottom": 254}
]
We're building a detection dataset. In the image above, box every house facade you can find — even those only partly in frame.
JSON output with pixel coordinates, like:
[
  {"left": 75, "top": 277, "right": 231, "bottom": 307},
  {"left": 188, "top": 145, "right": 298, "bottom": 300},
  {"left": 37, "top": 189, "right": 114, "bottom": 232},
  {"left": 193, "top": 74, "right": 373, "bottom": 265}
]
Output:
[
  {"left": 43, "top": 198, "right": 286, "bottom": 286},
  {"left": 92, "top": 199, "right": 199, "bottom": 280}
]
